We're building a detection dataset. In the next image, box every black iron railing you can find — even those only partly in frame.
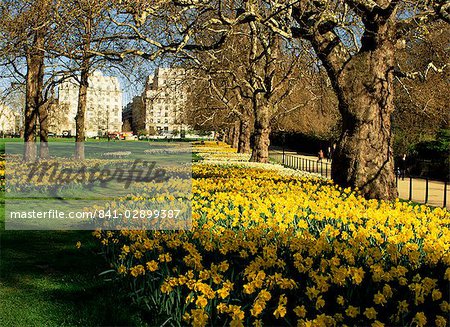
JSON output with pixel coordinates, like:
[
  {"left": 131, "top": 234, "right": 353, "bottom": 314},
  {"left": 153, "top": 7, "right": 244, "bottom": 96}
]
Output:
[
  {"left": 271, "top": 152, "right": 449, "bottom": 208},
  {"left": 271, "top": 152, "right": 332, "bottom": 178}
]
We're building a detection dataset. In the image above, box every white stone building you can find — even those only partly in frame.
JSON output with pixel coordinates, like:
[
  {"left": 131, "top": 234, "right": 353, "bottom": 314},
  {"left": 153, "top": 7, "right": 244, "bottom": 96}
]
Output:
[
  {"left": 0, "top": 103, "right": 20, "bottom": 135},
  {"left": 57, "top": 71, "right": 122, "bottom": 137},
  {"left": 142, "top": 67, "right": 187, "bottom": 135}
]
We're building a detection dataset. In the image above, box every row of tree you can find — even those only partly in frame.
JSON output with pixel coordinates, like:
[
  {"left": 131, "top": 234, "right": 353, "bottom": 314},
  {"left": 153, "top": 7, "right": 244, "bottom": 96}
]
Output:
[{"left": 1, "top": 0, "right": 448, "bottom": 200}]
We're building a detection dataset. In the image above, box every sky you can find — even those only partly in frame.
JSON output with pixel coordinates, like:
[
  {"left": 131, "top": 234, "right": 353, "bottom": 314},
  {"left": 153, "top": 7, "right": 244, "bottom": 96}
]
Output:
[{"left": 0, "top": 59, "right": 163, "bottom": 112}]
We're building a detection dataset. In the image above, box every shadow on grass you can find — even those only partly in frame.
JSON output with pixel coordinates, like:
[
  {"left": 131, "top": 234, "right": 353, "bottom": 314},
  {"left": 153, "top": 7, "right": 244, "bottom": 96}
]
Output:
[{"left": 0, "top": 203, "right": 148, "bottom": 327}]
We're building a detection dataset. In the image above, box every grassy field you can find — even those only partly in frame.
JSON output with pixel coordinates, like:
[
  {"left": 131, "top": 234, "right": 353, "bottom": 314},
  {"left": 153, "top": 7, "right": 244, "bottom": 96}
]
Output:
[
  {"left": 0, "top": 140, "right": 148, "bottom": 326},
  {"left": 0, "top": 218, "right": 148, "bottom": 326}
]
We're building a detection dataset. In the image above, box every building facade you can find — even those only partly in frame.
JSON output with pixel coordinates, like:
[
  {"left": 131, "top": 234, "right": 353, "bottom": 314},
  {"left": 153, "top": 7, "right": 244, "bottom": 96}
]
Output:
[
  {"left": 57, "top": 71, "right": 122, "bottom": 137},
  {"left": 140, "top": 68, "right": 187, "bottom": 135},
  {"left": 0, "top": 103, "right": 20, "bottom": 135}
]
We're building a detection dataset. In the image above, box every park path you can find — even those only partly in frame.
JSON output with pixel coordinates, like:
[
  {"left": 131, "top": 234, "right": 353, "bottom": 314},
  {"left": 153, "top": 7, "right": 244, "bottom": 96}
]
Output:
[{"left": 270, "top": 149, "right": 449, "bottom": 209}]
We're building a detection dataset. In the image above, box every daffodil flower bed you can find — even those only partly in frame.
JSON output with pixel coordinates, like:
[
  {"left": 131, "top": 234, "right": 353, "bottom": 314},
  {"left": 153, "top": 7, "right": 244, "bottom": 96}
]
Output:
[
  {"left": 101, "top": 151, "right": 132, "bottom": 158},
  {"left": 2, "top": 143, "right": 449, "bottom": 326},
  {"left": 95, "top": 162, "right": 450, "bottom": 327},
  {"left": 199, "top": 152, "right": 252, "bottom": 162},
  {"left": 0, "top": 156, "right": 5, "bottom": 191},
  {"left": 193, "top": 141, "right": 321, "bottom": 179}
]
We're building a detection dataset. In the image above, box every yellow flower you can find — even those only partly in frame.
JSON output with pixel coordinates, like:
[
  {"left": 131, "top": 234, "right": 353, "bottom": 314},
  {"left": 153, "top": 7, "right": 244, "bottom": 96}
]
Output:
[
  {"left": 87, "top": 156, "right": 450, "bottom": 327},
  {"left": 230, "top": 318, "right": 244, "bottom": 327},
  {"left": 129, "top": 265, "right": 145, "bottom": 277},
  {"left": 243, "top": 283, "right": 255, "bottom": 294},
  {"left": 251, "top": 302, "right": 264, "bottom": 317},
  {"left": 435, "top": 315, "right": 447, "bottom": 327},
  {"left": 158, "top": 253, "right": 172, "bottom": 263},
  {"left": 75, "top": 241, "right": 81, "bottom": 249},
  {"left": 253, "top": 319, "right": 263, "bottom": 327},
  {"left": 440, "top": 300, "right": 450, "bottom": 312},
  {"left": 195, "top": 295, "right": 208, "bottom": 308},
  {"left": 160, "top": 282, "right": 172, "bottom": 294},
  {"left": 182, "top": 312, "right": 190, "bottom": 322},
  {"left": 273, "top": 295, "right": 287, "bottom": 318},
  {"left": 397, "top": 300, "right": 409, "bottom": 313},
  {"left": 373, "top": 292, "right": 387, "bottom": 306},
  {"left": 432, "top": 289, "right": 442, "bottom": 301},
  {"left": 191, "top": 308, "right": 208, "bottom": 327},
  {"left": 217, "top": 287, "right": 230, "bottom": 299},
  {"left": 364, "top": 307, "right": 377, "bottom": 320},
  {"left": 146, "top": 260, "right": 159, "bottom": 272},
  {"left": 444, "top": 268, "right": 450, "bottom": 280},
  {"left": 371, "top": 321, "right": 384, "bottom": 327},
  {"left": 259, "top": 289, "right": 271, "bottom": 301},
  {"left": 293, "top": 305, "right": 307, "bottom": 318},
  {"left": 382, "top": 284, "right": 393, "bottom": 299},
  {"left": 413, "top": 312, "right": 427, "bottom": 327},
  {"left": 218, "top": 260, "right": 229, "bottom": 272},
  {"left": 350, "top": 267, "right": 365, "bottom": 285},
  {"left": 316, "top": 296, "right": 325, "bottom": 310},
  {"left": 306, "top": 286, "right": 320, "bottom": 300},
  {"left": 117, "top": 264, "right": 127, "bottom": 275},
  {"left": 345, "top": 305, "right": 359, "bottom": 318}
]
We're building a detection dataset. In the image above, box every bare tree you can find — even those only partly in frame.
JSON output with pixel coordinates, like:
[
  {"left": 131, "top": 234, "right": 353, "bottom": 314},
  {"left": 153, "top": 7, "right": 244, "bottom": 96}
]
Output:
[
  {"left": 393, "top": 21, "right": 449, "bottom": 154},
  {"left": 245, "top": 0, "right": 449, "bottom": 199},
  {"left": 184, "top": 17, "right": 305, "bottom": 161},
  {"left": 1, "top": 0, "right": 52, "bottom": 160},
  {"left": 271, "top": 66, "right": 340, "bottom": 139}
]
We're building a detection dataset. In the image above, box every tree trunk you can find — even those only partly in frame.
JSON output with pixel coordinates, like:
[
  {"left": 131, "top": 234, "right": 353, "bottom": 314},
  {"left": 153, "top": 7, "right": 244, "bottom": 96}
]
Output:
[
  {"left": 226, "top": 126, "right": 234, "bottom": 145},
  {"left": 23, "top": 28, "right": 45, "bottom": 162},
  {"left": 38, "top": 102, "right": 49, "bottom": 159},
  {"left": 75, "top": 15, "right": 93, "bottom": 160},
  {"left": 232, "top": 121, "right": 239, "bottom": 148},
  {"left": 75, "top": 68, "right": 88, "bottom": 160},
  {"left": 331, "top": 22, "right": 397, "bottom": 200},
  {"left": 238, "top": 118, "right": 251, "bottom": 154},
  {"left": 250, "top": 100, "right": 271, "bottom": 163}
]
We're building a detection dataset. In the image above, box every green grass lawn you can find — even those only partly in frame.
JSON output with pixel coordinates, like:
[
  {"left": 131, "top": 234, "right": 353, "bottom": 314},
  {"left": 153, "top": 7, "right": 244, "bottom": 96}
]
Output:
[
  {"left": 0, "top": 205, "right": 150, "bottom": 327},
  {"left": 0, "top": 138, "right": 198, "bottom": 326},
  {"left": 0, "top": 143, "right": 150, "bottom": 326}
]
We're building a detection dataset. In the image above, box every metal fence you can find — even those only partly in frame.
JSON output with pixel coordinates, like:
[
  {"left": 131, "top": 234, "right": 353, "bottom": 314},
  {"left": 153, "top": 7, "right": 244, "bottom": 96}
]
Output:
[
  {"left": 397, "top": 175, "right": 448, "bottom": 208},
  {"left": 271, "top": 152, "right": 332, "bottom": 178},
  {"left": 271, "top": 152, "right": 449, "bottom": 208}
]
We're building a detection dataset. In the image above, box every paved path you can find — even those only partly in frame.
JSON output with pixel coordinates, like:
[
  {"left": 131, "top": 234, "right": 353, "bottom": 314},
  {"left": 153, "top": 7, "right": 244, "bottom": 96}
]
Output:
[{"left": 270, "top": 150, "right": 449, "bottom": 209}]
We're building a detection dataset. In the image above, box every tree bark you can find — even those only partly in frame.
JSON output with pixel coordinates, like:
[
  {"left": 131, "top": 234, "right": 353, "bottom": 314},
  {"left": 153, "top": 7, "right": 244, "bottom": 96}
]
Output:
[
  {"left": 250, "top": 99, "right": 271, "bottom": 163},
  {"left": 23, "top": 28, "right": 45, "bottom": 162},
  {"left": 330, "top": 21, "right": 397, "bottom": 200},
  {"left": 75, "top": 16, "right": 92, "bottom": 161},
  {"left": 238, "top": 118, "right": 251, "bottom": 154},
  {"left": 38, "top": 102, "right": 49, "bottom": 159},
  {"left": 226, "top": 126, "right": 234, "bottom": 145},
  {"left": 75, "top": 68, "right": 89, "bottom": 160},
  {"left": 232, "top": 120, "right": 239, "bottom": 148}
]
